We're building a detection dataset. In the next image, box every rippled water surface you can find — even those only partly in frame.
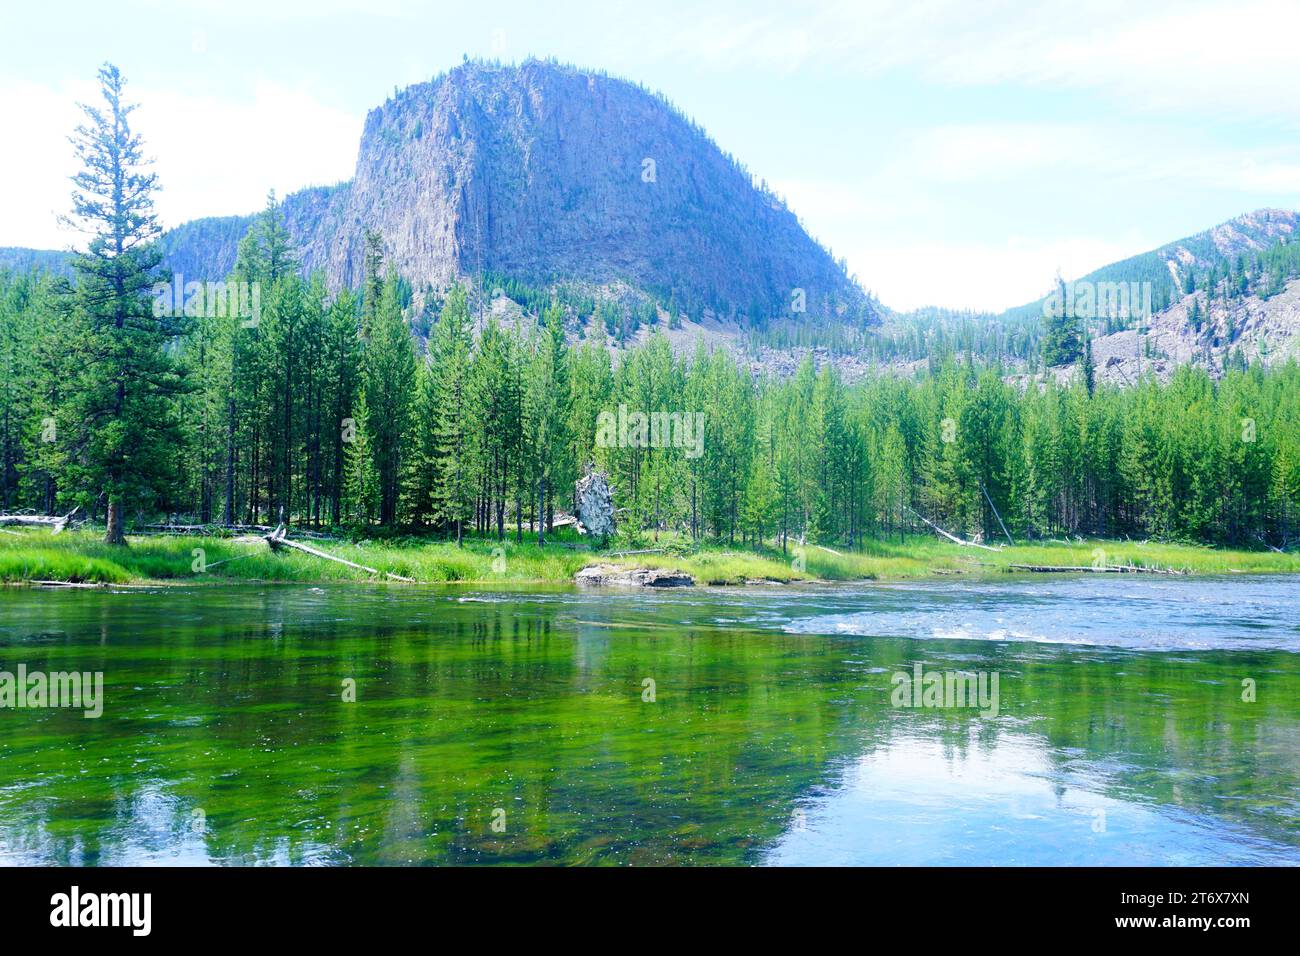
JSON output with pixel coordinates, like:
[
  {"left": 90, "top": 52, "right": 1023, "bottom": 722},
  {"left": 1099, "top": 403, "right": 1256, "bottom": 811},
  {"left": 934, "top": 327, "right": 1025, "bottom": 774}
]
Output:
[{"left": 1, "top": 577, "right": 1296, "bottom": 865}]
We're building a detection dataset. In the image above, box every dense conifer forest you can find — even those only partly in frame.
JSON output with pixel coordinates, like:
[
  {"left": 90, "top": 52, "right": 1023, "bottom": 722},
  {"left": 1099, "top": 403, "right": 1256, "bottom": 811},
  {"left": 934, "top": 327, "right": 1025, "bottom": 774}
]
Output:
[
  {"left": 5, "top": 220, "right": 1298, "bottom": 549},
  {"left": 2, "top": 65, "right": 1297, "bottom": 551}
]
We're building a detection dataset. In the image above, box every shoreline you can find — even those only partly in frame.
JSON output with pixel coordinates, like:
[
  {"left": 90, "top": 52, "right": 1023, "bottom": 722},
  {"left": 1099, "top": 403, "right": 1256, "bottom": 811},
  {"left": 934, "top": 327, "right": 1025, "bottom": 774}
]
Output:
[
  {"left": 8, "top": 569, "right": 1300, "bottom": 591},
  {"left": 3, "top": 529, "right": 1297, "bottom": 589}
]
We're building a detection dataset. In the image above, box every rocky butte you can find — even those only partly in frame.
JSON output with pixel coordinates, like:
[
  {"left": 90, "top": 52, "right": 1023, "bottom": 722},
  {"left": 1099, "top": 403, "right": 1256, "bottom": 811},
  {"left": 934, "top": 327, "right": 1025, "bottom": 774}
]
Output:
[{"left": 158, "top": 59, "right": 874, "bottom": 327}]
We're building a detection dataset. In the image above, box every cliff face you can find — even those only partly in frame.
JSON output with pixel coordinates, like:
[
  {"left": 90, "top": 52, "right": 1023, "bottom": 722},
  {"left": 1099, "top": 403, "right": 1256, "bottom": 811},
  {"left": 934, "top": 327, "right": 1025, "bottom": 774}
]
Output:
[
  {"left": 157, "top": 60, "right": 871, "bottom": 324},
  {"left": 1087, "top": 276, "right": 1300, "bottom": 387}
]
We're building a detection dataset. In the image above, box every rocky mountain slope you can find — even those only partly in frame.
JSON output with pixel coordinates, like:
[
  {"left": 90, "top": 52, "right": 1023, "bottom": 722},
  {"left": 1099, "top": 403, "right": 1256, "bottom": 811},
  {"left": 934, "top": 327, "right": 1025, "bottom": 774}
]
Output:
[
  {"left": 1001, "top": 208, "right": 1300, "bottom": 323},
  {"left": 1088, "top": 275, "right": 1300, "bottom": 387},
  {"left": 860, "top": 209, "right": 1300, "bottom": 388},
  {"left": 1062, "top": 209, "right": 1300, "bottom": 386},
  {"left": 155, "top": 60, "right": 871, "bottom": 326},
  {"left": 0, "top": 246, "right": 73, "bottom": 279}
]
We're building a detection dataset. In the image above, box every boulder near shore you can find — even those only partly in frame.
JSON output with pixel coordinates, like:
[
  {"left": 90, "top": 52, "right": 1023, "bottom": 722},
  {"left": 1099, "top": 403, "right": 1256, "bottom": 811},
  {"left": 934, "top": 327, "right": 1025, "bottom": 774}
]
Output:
[{"left": 575, "top": 565, "right": 695, "bottom": 588}]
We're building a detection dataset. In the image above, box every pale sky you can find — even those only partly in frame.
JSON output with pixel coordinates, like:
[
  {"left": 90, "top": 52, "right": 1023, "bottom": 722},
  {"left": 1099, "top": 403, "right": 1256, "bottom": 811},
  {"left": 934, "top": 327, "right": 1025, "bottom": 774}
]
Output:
[{"left": 4, "top": 0, "right": 1299, "bottom": 311}]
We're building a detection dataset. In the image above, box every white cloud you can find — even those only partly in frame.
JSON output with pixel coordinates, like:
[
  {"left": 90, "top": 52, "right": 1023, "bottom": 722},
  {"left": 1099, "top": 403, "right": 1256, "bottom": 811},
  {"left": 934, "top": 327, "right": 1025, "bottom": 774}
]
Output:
[
  {"left": 774, "top": 119, "right": 1300, "bottom": 311},
  {"left": 655, "top": 0, "right": 1300, "bottom": 124},
  {"left": 777, "top": 170, "right": 1157, "bottom": 310},
  {"left": 128, "top": 0, "right": 415, "bottom": 21},
  {"left": 886, "top": 123, "right": 1300, "bottom": 194},
  {"left": 0, "top": 81, "right": 83, "bottom": 249},
  {"left": 0, "top": 77, "right": 361, "bottom": 249},
  {"left": 852, "top": 235, "right": 1156, "bottom": 313}
]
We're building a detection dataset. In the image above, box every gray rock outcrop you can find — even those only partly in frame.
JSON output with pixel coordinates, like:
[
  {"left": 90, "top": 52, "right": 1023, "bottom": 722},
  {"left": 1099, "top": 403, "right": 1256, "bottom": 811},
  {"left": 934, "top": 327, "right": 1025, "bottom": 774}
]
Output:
[
  {"left": 574, "top": 467, "right": 616, "bottom": 540},
  {"left": 575, "top": 565, "right": 694, "bottom": 587}
]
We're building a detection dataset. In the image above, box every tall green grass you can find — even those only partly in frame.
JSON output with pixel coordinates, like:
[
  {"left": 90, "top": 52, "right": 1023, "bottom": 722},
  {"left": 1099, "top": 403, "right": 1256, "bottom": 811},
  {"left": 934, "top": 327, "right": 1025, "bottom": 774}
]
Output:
[
  {"left": 1, "top": 527, "right": 1296, "bottom": 586},
  {"left": 0, "top": 529, "right": 593, "bottom": 585},
  {"left": 0, "top": 545, "right": 132, "bottom": 583}
]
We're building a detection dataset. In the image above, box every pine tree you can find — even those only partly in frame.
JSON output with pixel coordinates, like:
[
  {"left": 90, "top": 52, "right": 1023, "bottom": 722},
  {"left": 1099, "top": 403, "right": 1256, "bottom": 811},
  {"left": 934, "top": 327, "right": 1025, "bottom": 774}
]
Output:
[
  {"left": 324, "top": 288, "right": 360, "bottom": 525},
  {"left": 60, "top": 64, "right": 188, "bottom": 544},
  {"left": 428, "top": 285, "right": 474, "bottom": 542},
  {"left": 526, "top": 302, "right": 571, "bottom": 544},
  {"left": 0, "top": 273, "right": 64, "bottom": 512},
  {"left": 1080, "top": 334, "right": 1096, "bottom": 397},
  {"left": 405, "top": 353, "right": 440, "bottom": 527},
  {"left": 360, "top": 270, "right": 415, "bottom": 527},
  {"left": 343, "top": 392, "right": 379, "bottom": 524},
  {"left": 1042, "top": 276, "right": 1082, "bottom": 367},
  {"left": 744, "top": 425, "right": 778, "bottom": 544},
  {"left": 177, "top": 292, "right": 235, "bottom": 523}
]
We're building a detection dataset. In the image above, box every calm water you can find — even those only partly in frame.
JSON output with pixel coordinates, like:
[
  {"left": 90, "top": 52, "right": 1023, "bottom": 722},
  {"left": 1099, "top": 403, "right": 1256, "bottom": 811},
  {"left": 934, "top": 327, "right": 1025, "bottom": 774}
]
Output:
[{"left": 0, "top": 577, "right": 1296, "bottom": 866}]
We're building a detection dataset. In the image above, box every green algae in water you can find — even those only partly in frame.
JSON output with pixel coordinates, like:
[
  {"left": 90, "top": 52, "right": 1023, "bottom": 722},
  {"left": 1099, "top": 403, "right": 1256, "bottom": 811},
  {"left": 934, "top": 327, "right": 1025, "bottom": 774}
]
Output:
[{"left": 0, "top": 582, "right": 1296, "bottom": 865}]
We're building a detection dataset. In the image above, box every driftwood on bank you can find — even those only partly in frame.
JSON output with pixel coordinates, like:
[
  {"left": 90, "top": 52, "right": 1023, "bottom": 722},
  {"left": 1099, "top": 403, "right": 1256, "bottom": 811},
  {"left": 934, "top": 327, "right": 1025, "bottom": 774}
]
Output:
[
  {"left": 1254, "top": 534, "right": 1285, "bottom": 554},
  {"left": 140, "top": 522, "right": 340, "bottom": 540},
  {"left": 263, "top": 526, "right": 415, "bottom": 582},
  {"left": 1009, "top": 563, "right": 1188, "bottom": 575},
  {"left": 904, "top": 505, "right": 1001, "bottom": 552},
  {"left": 0, "top": 506, "right": 79, "bottom": 534}
]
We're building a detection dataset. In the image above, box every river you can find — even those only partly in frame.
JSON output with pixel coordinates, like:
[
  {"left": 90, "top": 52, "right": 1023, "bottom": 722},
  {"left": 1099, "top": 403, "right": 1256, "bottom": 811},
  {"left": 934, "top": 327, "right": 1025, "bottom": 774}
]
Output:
[{"left": 1, "top": 577, "right": 1296, "bottom": 865}]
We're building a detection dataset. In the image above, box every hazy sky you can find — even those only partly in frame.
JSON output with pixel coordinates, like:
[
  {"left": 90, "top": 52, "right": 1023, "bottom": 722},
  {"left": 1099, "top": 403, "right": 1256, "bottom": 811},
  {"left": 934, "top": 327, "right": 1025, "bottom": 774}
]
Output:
[{"left": 4, "top": 0, "right": 1299, "bottom": 311}]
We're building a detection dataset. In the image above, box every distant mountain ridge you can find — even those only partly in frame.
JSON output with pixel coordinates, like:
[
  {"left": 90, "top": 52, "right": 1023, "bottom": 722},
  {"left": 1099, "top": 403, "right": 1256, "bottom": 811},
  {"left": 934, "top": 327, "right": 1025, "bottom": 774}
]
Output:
[
  {"left": 0, "top": 246, "right": 74, "bottom": 279},
  {"left": 1000, "top": 208, "right": 1300, "bottom": 323}
]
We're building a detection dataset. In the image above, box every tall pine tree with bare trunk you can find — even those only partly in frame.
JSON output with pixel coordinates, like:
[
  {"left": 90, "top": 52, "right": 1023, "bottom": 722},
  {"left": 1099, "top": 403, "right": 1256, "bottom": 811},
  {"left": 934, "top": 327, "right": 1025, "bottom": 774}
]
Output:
[{"left": 61, "top": 64, "right": 186, "bottom": 544}]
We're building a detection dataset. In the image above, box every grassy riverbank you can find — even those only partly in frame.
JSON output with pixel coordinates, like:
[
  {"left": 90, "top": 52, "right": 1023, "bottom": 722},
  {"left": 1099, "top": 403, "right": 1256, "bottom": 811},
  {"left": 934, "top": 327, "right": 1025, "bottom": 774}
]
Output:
[{"left": 2, "top": 526, "right": 1298, "bottom": 586}]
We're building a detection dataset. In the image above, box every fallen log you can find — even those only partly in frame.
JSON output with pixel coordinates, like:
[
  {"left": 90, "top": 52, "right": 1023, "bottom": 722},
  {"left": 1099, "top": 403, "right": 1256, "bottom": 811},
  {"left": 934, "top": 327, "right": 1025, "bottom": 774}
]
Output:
[
  {"left": 905, "top": 505, "right": 1001, "bottom": 552},
  {"left": 140, "top": 522, "right": 341, "bottom": 540},
  {"left": 1009, "top": 563, "right": 1187, "bottom": 575},
  {"left": 1254, "top": 535, "right": 1284, "bottom": 554},
  {"left": 977, "top": 479, "right": 1015, "bottom": 546},
  {"left": 263, "top": 526, "right": 415, "bottom": 582},
  {"left": 200, "top": 551, "right": 259, "bottom": 571},
  {"left": 0, "top": 506, "right": 79, "bottom": 534}
]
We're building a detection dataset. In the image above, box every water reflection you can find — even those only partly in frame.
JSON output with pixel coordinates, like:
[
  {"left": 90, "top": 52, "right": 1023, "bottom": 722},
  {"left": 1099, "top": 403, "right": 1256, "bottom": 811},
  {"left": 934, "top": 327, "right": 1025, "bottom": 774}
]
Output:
[
  {"left": 0, "top": 582, "right": 1296, "bottom": 865},
  {"left": 765, "top": 732, "right": 1294, "bottom": 866}
]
